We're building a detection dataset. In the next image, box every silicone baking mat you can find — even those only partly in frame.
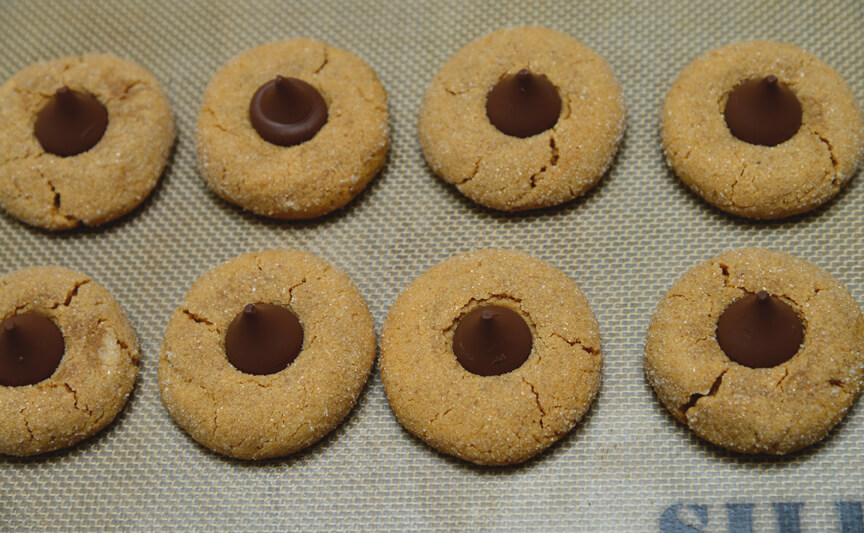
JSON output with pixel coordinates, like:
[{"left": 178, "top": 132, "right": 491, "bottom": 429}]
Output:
[{"left": 1, "top": 0, "right": 863, "bottom": 530}]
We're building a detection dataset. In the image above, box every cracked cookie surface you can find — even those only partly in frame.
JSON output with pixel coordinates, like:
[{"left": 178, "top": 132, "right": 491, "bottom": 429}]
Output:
[
  {"left": 0, "top": 266, "right": 139, "bottom": 456},
  {"left": 418, "top": 26, "right": 626, "bottom": 211},
  {"left": 158, "top": 249, "right": 376, "bottom": 460},
  {"left": 661, "top": 41, "right": 864, "bottom": 219},
  {"left": 380, "top": 249, "right": 602, "bottom": 465},
  {"left": 0, "top": 55, "right": 175, "bottom": 230},
  {"left": 196, "top": 39, "right": 389, "bottom": 219},
  {"left": 645, "top": 248, "right": 864, "bottom": 454}
]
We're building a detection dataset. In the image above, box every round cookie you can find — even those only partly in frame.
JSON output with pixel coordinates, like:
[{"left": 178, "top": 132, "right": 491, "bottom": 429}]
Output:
[
  {"left": 661, "top": 41, "right": 864, "bottom": 219},
  {"left": 418, "top": 26, "right": 625, "bottom": 211},
  {"left": 0, "top": 266, "right": 139, "bottom": 456},
  {"left": 645, "top": 248, "right": 864, "bottom": 454},
  {"left": 158, "top": 249, "right": 376, "bottom": 460},
  {"left": 380, "top": 249, "right": 602, "bottom": 465},
  {"left": 196, "top": 39, "right": 389, "bottom": 219},
  {"left": 0, "top": 55, "right": 176, "bottom": 230}
]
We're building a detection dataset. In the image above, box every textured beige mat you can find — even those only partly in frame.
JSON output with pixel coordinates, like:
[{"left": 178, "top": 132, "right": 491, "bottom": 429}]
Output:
[{"left": 1, "top": 0, "right": 863, "bottom": 531}]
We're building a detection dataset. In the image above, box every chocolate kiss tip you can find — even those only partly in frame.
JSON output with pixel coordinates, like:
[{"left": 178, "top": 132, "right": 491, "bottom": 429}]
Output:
[
  {"left": 481, "top": 310, "right": 494, "bottom": 321},
  {"left": 517, "top": 69, "right": 531, "bottom": 85},
  {"left": 765, "top": 75, "right": 778, "bottom": 85},
  {"left": 757, "top": 290, "right": 769, "bottom": 301},
  {"left": 274, "top": 75, "right": 292, "bottom": 92},
  {"left": 55, "top": 86, "right": 75, "bottom": 105},
  {"left": 244, "top": 303, "right": 257, "bottom": 316}
]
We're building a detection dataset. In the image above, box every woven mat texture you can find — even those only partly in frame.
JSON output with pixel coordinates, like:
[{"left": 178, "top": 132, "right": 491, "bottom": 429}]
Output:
[{"left": 1, "top": 0, "right": 863, "bottom": 531}]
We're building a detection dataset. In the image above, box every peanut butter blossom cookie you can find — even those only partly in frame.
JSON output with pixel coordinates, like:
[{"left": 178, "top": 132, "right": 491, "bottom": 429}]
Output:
[
  {"left": 662, "top": 41, "right": 864, "bottom": 219},
  {"left": 0, "top": 55, "right": 176, "bottom": 230},
  {"left": 0, "top": 267, "right": 139, "bottom": 456},
  {"left": 418, "top": 26, "right": 626, "bottom": 211},
  {"left": 196, "top": 39, "right": 389, "bottom": 219},
  {"left": 158, "top": 250, "right": 376, "bottom": 460},
  {"left": 380, "top": 249, "right": 602, "bottom": 465},
  {"left": 645, "top": 248, "right": 864, "bottom": 454}
]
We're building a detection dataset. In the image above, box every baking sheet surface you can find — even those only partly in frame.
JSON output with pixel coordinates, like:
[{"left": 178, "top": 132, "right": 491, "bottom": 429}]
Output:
[{"left": 1, "top": 1, "right": 863, "bottom": 531}]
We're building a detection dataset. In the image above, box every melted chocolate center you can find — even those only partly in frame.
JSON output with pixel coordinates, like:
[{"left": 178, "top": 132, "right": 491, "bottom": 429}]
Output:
[
  {"left": 0, "top": 314, "right": 65, "bottom": 387},
  {"left": 249, "top": 76, "right": 328, "bottom": 146},
  {"left": 224, "top": 303, "right": 304, "bottom": 375},
  {"left": 452, "top": 305, "right": 532, "bottom": 376},
  {"left": 486, "top": 69, "right": 561, "bottom": 138},
  {"left": 34, "top": 86, "right": 108, "bottom": 156},
  {"left": 716, "top": 291, "right": 804, "bottom": 368},
  {"left": 724, "top": 75, "right": 802, "bottom": 146}
]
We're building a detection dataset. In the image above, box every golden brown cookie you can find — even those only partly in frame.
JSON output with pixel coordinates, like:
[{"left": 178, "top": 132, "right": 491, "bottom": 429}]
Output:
[
  {"left": 0, "top": 266, "right": 139, "bottom": 456},
  {"left": 380, "top": 249, "right": 602, "bottom": 465},
  {"left": 645, "top": 248, "right": 864, "bottom": 454},
  {"left": 0, "top": 55, "right": 176, "bottom": 230},
  {"left": 418, "top": 26, "right": 626, "bottom": 211},
  {"left": 662, "top": 41, "right": 864, "bottom": 219},
  {"left": 196, "top": 39, "right": 389, "bottom": 219},
  {"left": 158, "top": 249, "right": 376, "bottom": 460}
]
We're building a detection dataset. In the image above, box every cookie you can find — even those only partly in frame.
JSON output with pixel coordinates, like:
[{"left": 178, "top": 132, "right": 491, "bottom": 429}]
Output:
[
  {"left": 661, "top": 41, "right": 864, "bottom": 219},
  {"left": 418, "top": 26, "right": 626, "bottom": 211},
  {"left": 645, "top": 248, "right": 864, "bottom": 454},
  {"left": 0, "top": 54, "right": 176, "bottom": 230},
  {"left": 380, "top": 249, "right": 602, "bottom": 465},
  {"left": 196, "top": 39, "right": 389, "bottom": 219},
  {"left": 158, "top": 249, "right": 376, "bottom": 460},
  {"left": 0, "top": 266, "right": 139, "bottom": 456}
]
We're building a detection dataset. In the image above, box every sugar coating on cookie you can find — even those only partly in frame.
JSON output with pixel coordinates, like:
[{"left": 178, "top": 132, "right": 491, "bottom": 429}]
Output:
[
  {"left": 196, "top": 40, "right": 390, "bottom": 219},
  {"left": 158, "top": 249, "right": 376, "bottom": 460},
  {"left": 380, "top": 249, "right": 602, "bottom": 465},
  {"left": 0, "top": 266, "right": 139, "bottom": 456},
  {"left": 0, "top": 55, "right": 176, "bottom": 230},
  {"left": 662, "top": 41, "right": 864, "bottom": 219},
  {"left": 418, "top": 26, "right": 626, "bottom": 211},
  {"left": 645, "top": 248, "right": 864, "bottom": 454}
]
